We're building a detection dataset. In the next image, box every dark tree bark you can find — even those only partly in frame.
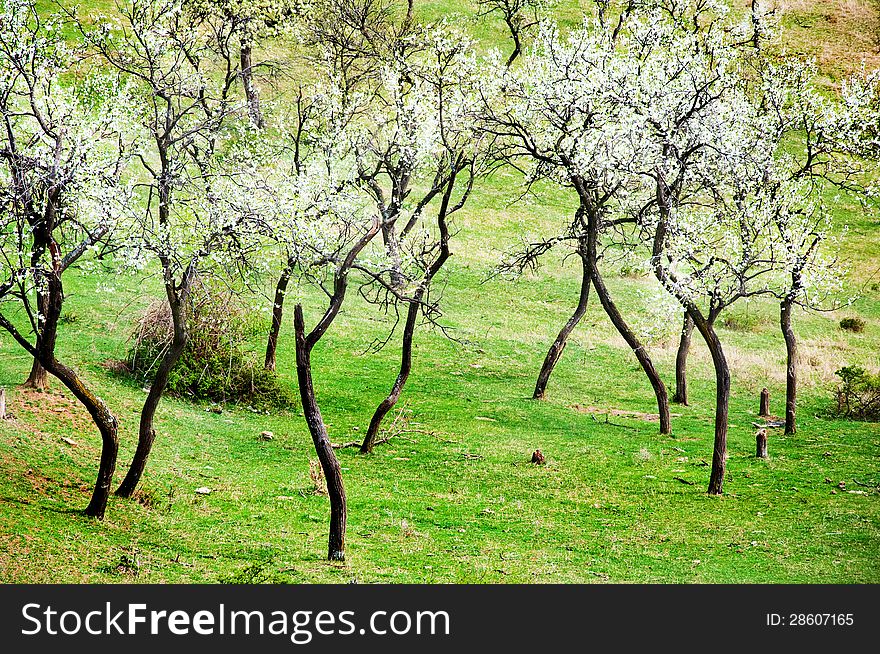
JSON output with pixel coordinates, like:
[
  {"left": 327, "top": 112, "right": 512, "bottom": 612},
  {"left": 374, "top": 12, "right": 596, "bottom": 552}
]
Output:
[
  {"left": 692, "top": 315, "right": 729, "bottom": 495},
  {"left": 673, "top": 311, "right": 693, "bottom": 405},
  {"left": 265, "top": 262, "right": 292, "bottom": 372},
  {"left": 533, "top": 248, "right": 591, "bottom": 400},
  {"left": 362, "top": 288, "right": 418, "bottom": 454},
  {"left": 240, "top": 40, "right": 264, "bottom": 129},
  {"left": 651, "top": 192, "right": 729, "bottom": 495},
  {"left": 590, "top": 264, "right": 671, "bottom": 435},
  {"left": 780, "top": 298, "right": 797, "bottom": 435},
  {"left": 362, "top": 162, "right": 465, "bottom": 451},
  {"left": 575, "top": 182, "right": 671, "bottom": 434},
  {"left": 759, "top": 387, "right": 770, "bottom": 417},
  {"left": 756, "top": 429, "right": 768, "bottom": 458},
  {"left": 0, "top": 270, "right": 118, "bottom": 519},
  {"left": 295, "top": 305, "right": 346, "bottom": 560},
  {"left": 116, "top": 289, "right": 189, "bottom": 498},
  {"left": 291, "top": 217, "right": 380, "bottom": 561}
]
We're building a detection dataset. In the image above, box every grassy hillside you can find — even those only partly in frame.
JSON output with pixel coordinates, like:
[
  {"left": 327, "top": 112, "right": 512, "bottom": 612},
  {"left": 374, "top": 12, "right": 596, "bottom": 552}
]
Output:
[{"left": 1, "top": 0, "right": 878, "bottom": 583}]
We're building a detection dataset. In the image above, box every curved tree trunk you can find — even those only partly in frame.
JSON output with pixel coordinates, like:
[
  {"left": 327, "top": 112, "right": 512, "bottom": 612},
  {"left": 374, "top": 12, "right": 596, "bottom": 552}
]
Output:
[
  {"left": 264, "top": 263, "right": 292, "bottom": 372},
  {"left": 590, "top": 265, "right": 672, "bottom": 435},
  {"left": 534, "top": 249, "right": 591, "bottom": 400},
  {"left": 691, "top": 317, "right": 730, "bottom": 496},
  {"left": 0, "top": 274, "right": 119, "bottom": 519},
  {"left": 240, "top": 41, "right": 264, "bottom": 129},
  {"left": 116, "top": 298, "right": 189, "bottom": 498},
  {"left": 295, "top": 304, "right": 346, "bottom": 561},
  {"left": 780, "top": 298, "right": 797, "bottom": 435},
  {"left": 673, "top": 311, "right": 693, "bottom": 405},
  {"left": 47, "top": 356, "right": 119, "bottom": 518},
  {"left": 362, "top": 169, "right": 459, "bottom": 450},
  {"left": 362, "top": 298, "right": 418, "bottom": 453}
]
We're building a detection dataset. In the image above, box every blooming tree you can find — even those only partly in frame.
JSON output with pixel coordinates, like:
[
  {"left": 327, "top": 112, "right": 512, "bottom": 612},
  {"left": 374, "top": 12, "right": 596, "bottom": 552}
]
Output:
[
  {"left": 0, "top": 0, "right": 132, "bottom": 518},
  {"left": 79, "top": 0, "right": 269, "bottom": 498},
  {"left": 482, "top": 3, "right": 672, "bottom": 434}
]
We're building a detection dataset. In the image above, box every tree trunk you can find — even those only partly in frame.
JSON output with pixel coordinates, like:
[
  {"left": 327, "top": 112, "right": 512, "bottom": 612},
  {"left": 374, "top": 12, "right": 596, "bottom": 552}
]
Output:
[
  {"left": 759, "top": 387, "right": 770, "bottom": 417},
  {"left": 673, "top": 312, "right": 693, "bottom": 405},
  {"left": 1, "top": 272, "right": 119, "bottom": 519},
  {"left": 533, "top": 249, "right": 591, "bottom": 400},
  {"left": 756, "top": 429, "right": 768, "bottom": 458},
  {"left": 23, "top": 290, "right": 51, "bottom": 390},
  {"left": 264, "top": 263, "right": 292, "bottom": 372},
  {"left": 24, "top": 358, "right": 49, "bottom": 391},
  {"left": 116, "top": 299, "right": 189, "bottom": 498},
  {"left": 363, "top": 169, "right": 456, "bottom": 450},
  {"left": 361, "top": 299, "right": 418, "bottom": 454},
  {"left": 50, "top": 356, "right": 119, "bottom": 518},
  {"left": 590, "top": 264, "right": 672, "bottom": 435},
  {"left": 295, "top": 304, "right": 346, "bottom": 561},
  {"left": 691, "top": 318, "right": 730, "bottom": 496},
  {"left": 240, "top": 41, "right": 264, "bottom": 129},
  {"left": 780, "top": 298, "right": 797, "bottom": 435}
]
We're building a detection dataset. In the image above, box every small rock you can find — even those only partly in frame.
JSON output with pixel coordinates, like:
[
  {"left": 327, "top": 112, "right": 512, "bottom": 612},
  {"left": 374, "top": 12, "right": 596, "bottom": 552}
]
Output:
[
  {"left": 195, "top": 487, "right": 212, "bottom": 495},
  {"left": 60, "top": 436, "right": 78, "bottom": 447},
  {"left": 837, "top": 481, "right": 846, "bottom": 490},
  {"left": 824, "top": 477, "right": 832, "bottom": 484},
  {"left": 531, "top": 449, "right": 546, "bottom": 465},
  {"left": 259, "top": 431, "right": 274, "bottom": 441}
]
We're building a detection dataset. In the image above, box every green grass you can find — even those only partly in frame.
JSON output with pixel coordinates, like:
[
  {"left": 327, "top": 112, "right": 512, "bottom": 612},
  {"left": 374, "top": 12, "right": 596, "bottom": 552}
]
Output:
[{"left": 1, "top": 0, "right": 878, "bottom": 584}]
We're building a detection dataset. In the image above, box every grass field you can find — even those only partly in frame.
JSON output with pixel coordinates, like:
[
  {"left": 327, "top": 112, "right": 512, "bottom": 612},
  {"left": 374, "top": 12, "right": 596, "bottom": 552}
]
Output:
[{"left": 1, "top": 0, "right": 878, "bottom": 584}]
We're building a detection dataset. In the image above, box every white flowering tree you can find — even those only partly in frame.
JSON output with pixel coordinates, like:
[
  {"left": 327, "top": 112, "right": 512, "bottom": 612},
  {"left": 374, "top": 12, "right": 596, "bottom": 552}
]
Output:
[
  {"left": 264, "top": 84, "right": 380, "bottom": 561},
  {"left": 626, "top": 0, "right": 848, "bottom": 492},
  {"left": 77, "top": 0, "right": 269, "bottom": 498},
  {"left": 184, "top": 0, "right": 304, "bottom": 128},
  {"left": 353, "top": 25, "right": 489, "bottom": 453},
  {"left": 482, "top": 4, "right": 672, "bottom": 434},
  {"left": 0, "top": 0, "right": 132, "bottom": 518}
]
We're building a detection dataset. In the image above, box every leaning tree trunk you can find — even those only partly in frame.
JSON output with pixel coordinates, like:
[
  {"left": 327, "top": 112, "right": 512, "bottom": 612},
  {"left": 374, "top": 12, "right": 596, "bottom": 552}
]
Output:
[
  {"left": 361, "top": 292, "right": 419, "bottom": 454},
  {"left": 673, "top": 311, "right": 693, "bottom": 405},
  {"left": 0, "top": 274, "right": 119, "bottom": 519},
  {"left": 691, "top": 317, "right": 730, "bottom": 496},
  {"left": 265, "top": 263, "right": 292, "bottom": 372},
  {"left": 240, "top": 41, "right": 264, "bottom": 129},
  {"left": 780, "top": 297, "right": 797, "bottom": 435},
  {"left": 590, "top": 264, "right": 672, "bottom": 435},
  {"left": 49, "top": 356, "right": 119, "bottom": 518},
  {"left": 294, "top": 305, "right": 346, "bottom": 561},
  {"left": 534, "top": 249, "right": 591, "bottom": 400},
  {"left": 116, "top": 301, "right": 188, "bottom": 498}
]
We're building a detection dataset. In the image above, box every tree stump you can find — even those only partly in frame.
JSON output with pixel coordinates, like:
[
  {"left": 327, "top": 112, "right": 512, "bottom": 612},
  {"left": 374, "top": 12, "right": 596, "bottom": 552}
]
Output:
[
  {"left": 759, "top": 387, "right": 770, "bottom": 417},
  {"left": 0, "top": 387, "right": 6, "bottom": 420},
  {"left": 755, "top": 428, "right": 768, "bottom": 459},
  {"left": 531, "top": 449, "right": 545, "bottom": 465}
]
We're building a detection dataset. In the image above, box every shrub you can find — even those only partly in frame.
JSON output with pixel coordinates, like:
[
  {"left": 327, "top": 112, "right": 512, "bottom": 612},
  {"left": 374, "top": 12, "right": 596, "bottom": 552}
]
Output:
[
  {"left": 839, "top": 317, "right": 866, "bottom": 333},
  {"left": 833, "top": 366, "right": 880, "bottom": 421},
  {"left": 127, "top": 285, "right": 296, "bottom": 409}
]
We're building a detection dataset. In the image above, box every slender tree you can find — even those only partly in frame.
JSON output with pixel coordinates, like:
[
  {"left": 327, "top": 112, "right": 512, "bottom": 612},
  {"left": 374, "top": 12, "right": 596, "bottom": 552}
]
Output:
[
  {"left": 483, "top": 5, "right": 670, "bottom": 433},
  {"left": 77, "top": 0, "right": 267, "bottom": 498},
  {"left": 0, "top": 0, "right": 131, "bottom": 518}
]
